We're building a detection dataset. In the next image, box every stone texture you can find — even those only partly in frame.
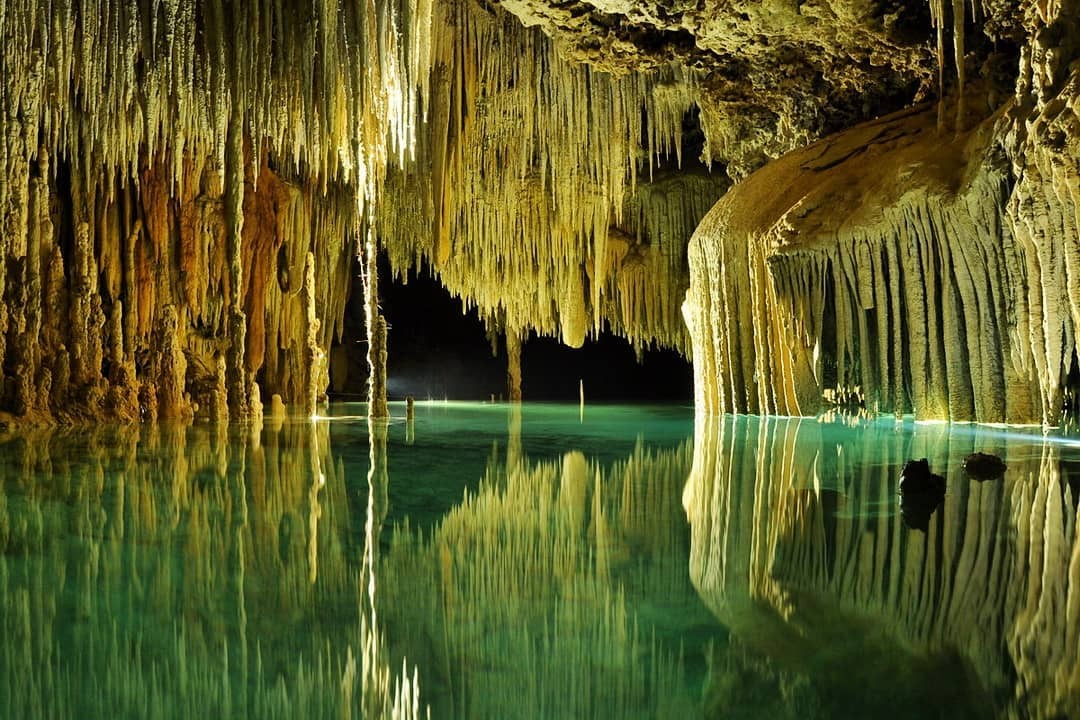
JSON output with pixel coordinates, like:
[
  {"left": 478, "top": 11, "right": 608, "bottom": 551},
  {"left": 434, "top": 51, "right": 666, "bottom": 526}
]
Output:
[{"left": 684, "top": 2, "right": 1080, "bottom": 423}]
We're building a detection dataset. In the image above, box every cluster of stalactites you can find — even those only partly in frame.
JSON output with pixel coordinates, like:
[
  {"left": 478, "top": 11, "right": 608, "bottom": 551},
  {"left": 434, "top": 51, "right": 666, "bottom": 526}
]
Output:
[
  {"left": 0, "top": 0, "right": 433, "bottom": 421},
  {"left": 379, "top": 0, "right": 714, "bottom": 354},
  {"left": 0, "top": 0, "right": 432, "bottom": 210},
  {"left": 686, "top": 56, "right": 1080, "bottom": 425}
]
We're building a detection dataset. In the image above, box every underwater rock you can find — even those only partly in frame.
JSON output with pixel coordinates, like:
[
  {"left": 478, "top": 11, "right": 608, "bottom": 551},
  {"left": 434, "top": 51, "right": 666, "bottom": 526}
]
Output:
[
  {"left": 898, "top": 459, "right": 945, "bottom": 532},
  {"left": 962, "top": 452, "right": 1007, "bottom": 481}
]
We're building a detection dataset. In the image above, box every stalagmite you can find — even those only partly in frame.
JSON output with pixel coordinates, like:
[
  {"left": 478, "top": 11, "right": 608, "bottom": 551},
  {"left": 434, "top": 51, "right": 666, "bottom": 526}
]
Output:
[
  {"left": 364, "top": 230, "right": 389, "bottom": 419},
  {"left": 506, "top": 330, "right": 523, "bottom": 403},
  {"left": 153, "top": 306, "right": 192, "bottom": 421},
  {"left": 302, "top": 253, "right": 322, "bottom": 418}
]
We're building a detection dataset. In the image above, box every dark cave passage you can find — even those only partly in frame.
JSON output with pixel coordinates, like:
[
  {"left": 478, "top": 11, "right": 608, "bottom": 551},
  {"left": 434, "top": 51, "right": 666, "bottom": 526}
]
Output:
[{"left": 329, "top": 259, "right": 692, "bottom": 403}]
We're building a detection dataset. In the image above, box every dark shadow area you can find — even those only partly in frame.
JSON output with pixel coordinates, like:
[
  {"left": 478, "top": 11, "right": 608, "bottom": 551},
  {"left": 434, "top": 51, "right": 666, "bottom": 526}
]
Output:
[
  {"left": 329, "top": 258, "right": 693, "bottom": 403},
  {"left": 522, "top": 334, "right": 691, "bottom": 403}
]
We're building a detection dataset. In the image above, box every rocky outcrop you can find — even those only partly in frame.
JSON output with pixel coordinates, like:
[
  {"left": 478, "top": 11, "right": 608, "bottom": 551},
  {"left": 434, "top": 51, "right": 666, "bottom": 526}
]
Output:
[{"left": 685, "top": 4, "right": 1080, "bottom": 423}]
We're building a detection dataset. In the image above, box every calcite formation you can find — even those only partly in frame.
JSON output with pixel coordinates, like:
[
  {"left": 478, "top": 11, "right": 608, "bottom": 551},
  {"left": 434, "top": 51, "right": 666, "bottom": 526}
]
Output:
[
  {"left": 685, "top": 3, "right": 1080, "bottom": 423},
  {"left": 0, "top": 0, "right": 430, "bottom": 423},
  {"left": 0, "top": 0, "right": 1076, "bottom": 422}
]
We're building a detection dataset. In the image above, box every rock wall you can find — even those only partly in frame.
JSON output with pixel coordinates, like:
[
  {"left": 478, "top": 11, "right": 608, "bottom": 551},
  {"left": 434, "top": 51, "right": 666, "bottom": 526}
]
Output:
[
  {"left": 0, "top": 0, "right": 432, "bottom": 423},
  {"left": 0, "top": 148, "right": 353, "bottom": 424},
  {"left": 685, "top": 5, "right": 1080, "bottom": 423}
]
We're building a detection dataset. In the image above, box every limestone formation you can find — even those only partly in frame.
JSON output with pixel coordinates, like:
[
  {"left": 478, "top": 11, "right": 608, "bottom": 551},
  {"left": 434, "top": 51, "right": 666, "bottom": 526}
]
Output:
[
  {"left": 0, "top": 0, "right": 1076, "bottom": 422},
  {"left": 0, "top": 0, "right": 431, "bottom": 423}
]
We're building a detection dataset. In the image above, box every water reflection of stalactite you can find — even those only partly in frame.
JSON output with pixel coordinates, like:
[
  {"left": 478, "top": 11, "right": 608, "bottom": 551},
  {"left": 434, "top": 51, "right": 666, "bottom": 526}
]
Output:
[
  {"left": 507, "top": 404, "right": 522, "bottom": 470},
  {"left": 684, "top": 415, "right": 1080, "bottom": 717},
  {"left": 357, "top": 417, "right": 422, "bottom": 717},
  {"left": 0, "top": 419, "right": 421, "bottom": 718},
  {"left": 382, "top": 437, "right": 702, "bottom": 719}
]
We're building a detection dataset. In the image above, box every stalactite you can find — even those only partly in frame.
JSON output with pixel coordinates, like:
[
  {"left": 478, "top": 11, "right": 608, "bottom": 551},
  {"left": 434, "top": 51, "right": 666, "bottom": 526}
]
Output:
[
  {"left": 686, "top": 76, "right": 1080, "bottom": 423},
  {"left": 379, "top": 0, "right": 712, "bottom": 355},
  {"left": 0, "top": 0, "right": 432, "bottom": 423},
  {"left": 953, "top": 0, "right": 966, "bottom": 128}
]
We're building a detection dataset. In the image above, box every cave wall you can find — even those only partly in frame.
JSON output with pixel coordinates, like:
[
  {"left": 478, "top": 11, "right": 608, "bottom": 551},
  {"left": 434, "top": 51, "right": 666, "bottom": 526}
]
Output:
[
  {"left": 0, "top": 145, "right": 353, "bottom": 424},
  {"left": 0, "top": 0, "right": 431, "bottom": 423},
  {"left": 684, "top": 4, "right": 1080, "bottom": 423}
]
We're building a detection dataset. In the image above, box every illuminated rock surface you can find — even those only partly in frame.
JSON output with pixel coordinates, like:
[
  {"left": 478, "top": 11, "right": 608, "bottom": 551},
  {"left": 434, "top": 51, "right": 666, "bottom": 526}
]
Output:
[
  {"left": 5, "top": 1, "right": 1073, "bottom": 421},
  {"left": 684, "top": 5, "right": 1080, "bottom": 423}
]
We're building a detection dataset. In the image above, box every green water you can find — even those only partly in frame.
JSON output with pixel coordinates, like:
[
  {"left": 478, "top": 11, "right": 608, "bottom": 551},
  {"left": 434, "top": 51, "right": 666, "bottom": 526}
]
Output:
[{"left": 1, "top": 403, "right": 1078, "bottom": 718}]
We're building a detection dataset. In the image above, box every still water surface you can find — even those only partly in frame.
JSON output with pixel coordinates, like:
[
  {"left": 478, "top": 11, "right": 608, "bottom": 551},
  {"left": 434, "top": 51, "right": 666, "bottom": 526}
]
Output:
[{"left": 0, "top": 403, "right": 1078, "bottom": 718}]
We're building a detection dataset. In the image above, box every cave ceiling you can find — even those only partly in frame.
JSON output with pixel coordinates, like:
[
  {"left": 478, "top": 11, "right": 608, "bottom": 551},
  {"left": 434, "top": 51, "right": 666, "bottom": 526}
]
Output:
[{"left": 490, "top": 0, "right": 1024, "bottom": 176}]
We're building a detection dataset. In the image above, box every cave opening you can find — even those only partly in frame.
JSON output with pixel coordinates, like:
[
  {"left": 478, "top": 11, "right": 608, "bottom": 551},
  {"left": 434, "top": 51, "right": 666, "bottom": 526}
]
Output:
[{"left": 329, "top": 254, "right": 692, "bottom": 403}]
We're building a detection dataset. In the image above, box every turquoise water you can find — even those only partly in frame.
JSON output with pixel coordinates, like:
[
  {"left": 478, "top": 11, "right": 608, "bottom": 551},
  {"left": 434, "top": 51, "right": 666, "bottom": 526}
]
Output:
[{"left": 1, "top": 403, "right": 1079, "bottom": 718}]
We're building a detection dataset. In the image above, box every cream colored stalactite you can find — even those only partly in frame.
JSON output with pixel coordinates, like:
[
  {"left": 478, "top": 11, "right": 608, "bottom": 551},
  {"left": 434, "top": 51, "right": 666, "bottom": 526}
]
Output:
[
  {"left": 686, "top": 99, "right": 1080, "bottom": 423},
  {"left": 381, "top": 0, "right": 697, "bottom": 353}
]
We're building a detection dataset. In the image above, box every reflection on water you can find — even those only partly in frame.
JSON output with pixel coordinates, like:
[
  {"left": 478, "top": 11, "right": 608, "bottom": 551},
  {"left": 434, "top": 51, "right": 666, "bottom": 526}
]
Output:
[
  {"left": 0, "top": 419, "right": 421, "bottom": 719},
  {"left": 0, "top": 403, "right": 707, "bottom": 719},
  {"left": 685, "top": 415, "right": 1080, "bottom": 719},
  {"left": 7, "top": 405, "right": 1078, "bottom": 718},
  {"left": 381, "top": 437, "right": 701, "bottom": 718}
]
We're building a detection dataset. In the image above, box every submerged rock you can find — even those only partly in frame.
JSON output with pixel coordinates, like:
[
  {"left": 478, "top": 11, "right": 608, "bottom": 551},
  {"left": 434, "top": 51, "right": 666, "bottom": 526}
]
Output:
[
  {"left": 962, "top": 452, "right": 1007, "bottom": 481},
  {"left": 899, "top": 459, "right": 946, "bottom": 532}
]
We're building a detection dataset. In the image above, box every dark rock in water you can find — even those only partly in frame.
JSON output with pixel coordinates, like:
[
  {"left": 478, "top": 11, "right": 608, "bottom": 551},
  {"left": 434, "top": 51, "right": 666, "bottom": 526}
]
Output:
[
  {"left": 899, "top": 458, "right": 945, "bottom": 494},
  {"left": 962, "top": 452, "right": 1006, "bottom": 480},
  {"left": 899, "top": 458, "right": 946, "bottom": 532}
]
